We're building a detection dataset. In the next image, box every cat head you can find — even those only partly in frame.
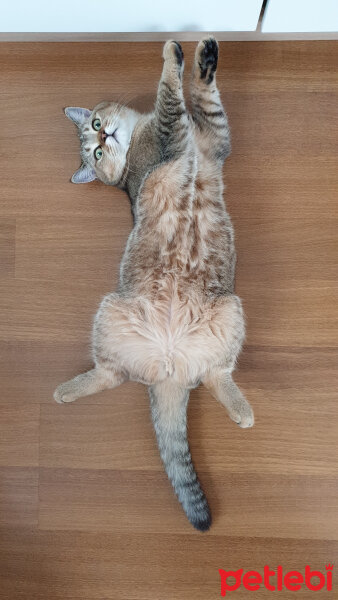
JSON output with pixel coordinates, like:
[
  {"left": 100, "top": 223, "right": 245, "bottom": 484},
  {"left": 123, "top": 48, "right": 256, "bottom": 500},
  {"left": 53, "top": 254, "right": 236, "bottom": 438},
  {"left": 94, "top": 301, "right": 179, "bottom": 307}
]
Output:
[{"left": 64, "top": 102, "right": 140, "bottom": 185}]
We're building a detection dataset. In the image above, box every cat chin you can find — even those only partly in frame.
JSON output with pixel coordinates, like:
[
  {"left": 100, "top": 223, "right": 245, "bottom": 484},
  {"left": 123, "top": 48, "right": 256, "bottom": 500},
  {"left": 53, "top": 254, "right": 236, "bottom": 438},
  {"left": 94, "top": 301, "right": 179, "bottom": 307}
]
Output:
[
  {"left": 97, "top": 171, "right": 124, "bottom": 187},
  {"left": 100, "top": 159, "right": 127, "bottom": 186}
]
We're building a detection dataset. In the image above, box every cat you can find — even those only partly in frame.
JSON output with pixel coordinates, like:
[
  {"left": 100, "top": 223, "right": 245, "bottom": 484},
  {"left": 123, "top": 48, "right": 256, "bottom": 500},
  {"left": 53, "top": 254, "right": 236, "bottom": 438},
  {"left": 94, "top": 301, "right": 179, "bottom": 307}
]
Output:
[{"left": 54, "top": 38, "right": 254, "bottom": 532}]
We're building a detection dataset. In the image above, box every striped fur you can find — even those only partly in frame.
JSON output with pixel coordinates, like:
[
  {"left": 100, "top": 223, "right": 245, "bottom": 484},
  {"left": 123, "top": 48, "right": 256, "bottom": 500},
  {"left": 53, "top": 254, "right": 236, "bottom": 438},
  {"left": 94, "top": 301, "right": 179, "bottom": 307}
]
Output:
[
  {"left": 56, "top": 38, "right": 254, "bottom": 532},
  {"left": 149, "top": 380, "right": 211, "bottom": 531}
]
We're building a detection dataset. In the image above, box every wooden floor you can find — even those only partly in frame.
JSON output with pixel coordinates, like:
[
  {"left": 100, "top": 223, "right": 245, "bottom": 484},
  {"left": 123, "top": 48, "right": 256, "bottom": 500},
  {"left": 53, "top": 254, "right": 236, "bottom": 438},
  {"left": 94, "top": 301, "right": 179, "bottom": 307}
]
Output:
[{"left": 0, "top": 41, "right": 337, "bottom": 598}]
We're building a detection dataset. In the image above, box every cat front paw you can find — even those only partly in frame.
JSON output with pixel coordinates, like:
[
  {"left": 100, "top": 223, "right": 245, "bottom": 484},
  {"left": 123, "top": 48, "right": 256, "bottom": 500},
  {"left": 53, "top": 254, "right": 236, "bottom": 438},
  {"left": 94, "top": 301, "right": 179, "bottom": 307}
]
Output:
[
  {"left": 196, "top": 36, "right": 218, "bottom": 84},
  {"left": 163, "top": 40, "right": 184, "bottom": 67}
]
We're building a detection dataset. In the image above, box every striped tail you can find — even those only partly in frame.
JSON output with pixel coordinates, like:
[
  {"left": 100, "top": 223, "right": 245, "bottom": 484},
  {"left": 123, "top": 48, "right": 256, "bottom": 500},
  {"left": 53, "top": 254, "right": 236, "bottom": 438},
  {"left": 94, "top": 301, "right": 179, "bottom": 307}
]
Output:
[{"left": 149, "top": 379, "right": 211, "bottom": 532}]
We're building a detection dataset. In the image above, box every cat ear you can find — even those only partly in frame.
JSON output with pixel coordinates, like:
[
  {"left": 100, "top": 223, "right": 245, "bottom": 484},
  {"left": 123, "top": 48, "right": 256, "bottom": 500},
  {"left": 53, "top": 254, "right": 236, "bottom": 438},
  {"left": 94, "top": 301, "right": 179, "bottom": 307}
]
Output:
[
  {"left": 64, "top": 106, "right": 91, "bottom": 126},
  {"left": 71, "top": 163, "right": 96, "bottom": 184}
]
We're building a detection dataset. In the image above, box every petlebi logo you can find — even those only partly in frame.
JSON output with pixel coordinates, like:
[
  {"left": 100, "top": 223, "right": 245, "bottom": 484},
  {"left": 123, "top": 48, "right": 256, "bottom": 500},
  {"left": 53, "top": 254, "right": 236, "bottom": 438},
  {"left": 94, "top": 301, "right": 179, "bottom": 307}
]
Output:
[{"left": 219, "top": 564, "right": 333, "bottom": 596}]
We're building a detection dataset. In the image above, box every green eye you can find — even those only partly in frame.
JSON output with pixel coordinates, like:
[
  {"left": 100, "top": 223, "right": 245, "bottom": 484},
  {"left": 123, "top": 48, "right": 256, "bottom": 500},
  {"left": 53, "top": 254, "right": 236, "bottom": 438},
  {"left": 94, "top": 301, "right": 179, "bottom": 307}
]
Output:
[
  {"left": 92, "top": 118, "right": 101, "bottom": 131},
  {"left": 94, "top": 146, "right": 103, "bottom": 160}
]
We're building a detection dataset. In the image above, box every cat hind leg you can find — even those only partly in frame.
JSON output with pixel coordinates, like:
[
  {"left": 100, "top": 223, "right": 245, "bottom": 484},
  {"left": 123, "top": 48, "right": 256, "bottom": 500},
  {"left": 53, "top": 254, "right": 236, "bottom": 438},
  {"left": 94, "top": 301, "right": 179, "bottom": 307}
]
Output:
[
  {"left": 203, "top": 368, "right": 254, "bottom": 428},
  {"left": 54, "top": 367, "right": 125, "bottom": 404}
]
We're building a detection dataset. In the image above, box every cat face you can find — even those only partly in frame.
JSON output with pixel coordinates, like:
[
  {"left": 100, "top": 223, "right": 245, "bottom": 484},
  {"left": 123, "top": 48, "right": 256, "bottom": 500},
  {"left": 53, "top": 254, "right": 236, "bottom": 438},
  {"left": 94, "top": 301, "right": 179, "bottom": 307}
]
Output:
[{"left": 65, "top": 102, "right": 140, "bottom": 185}]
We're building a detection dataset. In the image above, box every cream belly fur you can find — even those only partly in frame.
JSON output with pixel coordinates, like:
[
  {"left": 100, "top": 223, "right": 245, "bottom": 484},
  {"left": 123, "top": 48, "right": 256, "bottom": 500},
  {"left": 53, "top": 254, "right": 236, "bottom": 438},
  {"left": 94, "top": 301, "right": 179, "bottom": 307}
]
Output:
[
  {"left": 94, "top": 283, "right": 245, "bottom": 387},
  {"left": 92, "top": 146, "right": 244, "bottom": 386}
]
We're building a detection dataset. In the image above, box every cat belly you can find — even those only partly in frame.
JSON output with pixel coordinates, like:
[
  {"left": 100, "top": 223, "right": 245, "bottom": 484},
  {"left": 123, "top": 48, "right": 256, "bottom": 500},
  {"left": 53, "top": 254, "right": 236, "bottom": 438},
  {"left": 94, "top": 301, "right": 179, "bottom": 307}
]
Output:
[{"left": 94, "top": 292, "right": 244, "bottom": 386}]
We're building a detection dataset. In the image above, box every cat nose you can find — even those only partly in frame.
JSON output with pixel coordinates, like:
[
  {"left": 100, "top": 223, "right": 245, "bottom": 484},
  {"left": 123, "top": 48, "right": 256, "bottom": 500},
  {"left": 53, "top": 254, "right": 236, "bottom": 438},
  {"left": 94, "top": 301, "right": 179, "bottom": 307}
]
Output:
[{"left": 100, "top": 130, "right": 108, "bottom": 142}]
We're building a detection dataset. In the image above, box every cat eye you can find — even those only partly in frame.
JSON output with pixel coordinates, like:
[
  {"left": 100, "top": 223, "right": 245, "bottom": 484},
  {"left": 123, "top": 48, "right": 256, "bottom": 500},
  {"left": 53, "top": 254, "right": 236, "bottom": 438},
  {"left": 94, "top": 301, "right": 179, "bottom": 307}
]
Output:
[
  {"left": 92, "top": 118, "right": 101, "bottom": 131},
  {"left": 94, "top": 146, "right": 103, "bottom": 160}
]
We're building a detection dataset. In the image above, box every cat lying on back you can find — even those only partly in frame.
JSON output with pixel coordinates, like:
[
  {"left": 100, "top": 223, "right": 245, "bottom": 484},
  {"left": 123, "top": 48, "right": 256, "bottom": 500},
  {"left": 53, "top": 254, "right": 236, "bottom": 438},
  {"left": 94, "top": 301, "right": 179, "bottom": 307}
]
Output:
[{"left": 55, "top": 38, "right": 254, "bottom": 532}]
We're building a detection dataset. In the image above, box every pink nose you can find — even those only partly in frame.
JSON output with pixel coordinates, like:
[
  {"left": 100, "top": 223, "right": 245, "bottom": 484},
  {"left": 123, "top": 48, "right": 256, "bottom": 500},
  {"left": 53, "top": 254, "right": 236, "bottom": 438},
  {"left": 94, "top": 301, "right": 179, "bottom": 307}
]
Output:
[{"left": 100, "top": 130, "right": 107, "bottom": 142}]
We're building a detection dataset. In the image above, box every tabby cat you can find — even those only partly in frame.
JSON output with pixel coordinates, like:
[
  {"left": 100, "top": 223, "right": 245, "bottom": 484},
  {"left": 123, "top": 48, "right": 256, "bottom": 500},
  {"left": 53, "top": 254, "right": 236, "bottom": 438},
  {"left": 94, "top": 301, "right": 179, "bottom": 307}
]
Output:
[{"left": 55, "top": 38, "right": 254, "bottom": 532}]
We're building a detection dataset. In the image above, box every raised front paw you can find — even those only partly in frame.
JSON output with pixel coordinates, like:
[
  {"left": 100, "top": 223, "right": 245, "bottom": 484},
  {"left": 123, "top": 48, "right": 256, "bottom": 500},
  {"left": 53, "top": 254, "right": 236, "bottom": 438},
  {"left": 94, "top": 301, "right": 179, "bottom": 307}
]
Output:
[
  {"left": 163, "top": 40, "right": 184, "bottom": 67},
  {"left": 196, "top": 36, "right": 218, "bottom": 84}
]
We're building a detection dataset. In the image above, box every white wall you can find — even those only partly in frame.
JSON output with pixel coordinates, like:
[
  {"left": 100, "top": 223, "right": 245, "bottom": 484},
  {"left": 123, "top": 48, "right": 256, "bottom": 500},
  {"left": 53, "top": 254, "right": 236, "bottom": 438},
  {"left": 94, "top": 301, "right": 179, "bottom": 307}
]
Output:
[
  {"left": 263, "top": 0, "right": 338, "bottom": 32},
  {"left": 0, "top": 0, "right": 263, "bottom": 32}
]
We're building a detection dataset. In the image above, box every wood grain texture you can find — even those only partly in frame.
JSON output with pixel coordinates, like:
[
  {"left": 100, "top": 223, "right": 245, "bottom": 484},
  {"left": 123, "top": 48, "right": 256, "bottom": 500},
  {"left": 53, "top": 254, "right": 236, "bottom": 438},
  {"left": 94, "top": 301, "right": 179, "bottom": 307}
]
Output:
[
  {"left": 0, "top": 405, "right": 39, "bottom": 467},
  {"left": 0, "top": 529, "right": 336, "bottom": 600},
  {"left": 0, "top": 219, "right": 15, "bottom": 278},
  {"left": 0, "top": 41, "right": 337, "bottom": 598},
  {"left": 0, "top": 468, "right": 38, "bottom": 528}
]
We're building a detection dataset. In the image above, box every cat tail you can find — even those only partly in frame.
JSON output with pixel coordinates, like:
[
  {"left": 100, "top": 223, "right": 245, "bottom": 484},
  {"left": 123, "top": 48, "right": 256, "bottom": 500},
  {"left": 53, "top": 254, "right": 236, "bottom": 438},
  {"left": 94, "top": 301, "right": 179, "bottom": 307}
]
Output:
[{"left": 149, "top": 379, "right": 211, "bottom": 532}]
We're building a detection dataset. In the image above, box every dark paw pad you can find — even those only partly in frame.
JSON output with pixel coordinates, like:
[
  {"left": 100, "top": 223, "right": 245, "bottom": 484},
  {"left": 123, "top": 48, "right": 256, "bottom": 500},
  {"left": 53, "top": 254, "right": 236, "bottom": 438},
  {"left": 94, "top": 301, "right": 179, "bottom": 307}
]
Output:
[
  {"left": 173, "top": 41, "right": 184, "bottom": 66},
  {"left": 199, "top": 38, "right": 218, "bottom": 84}
]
